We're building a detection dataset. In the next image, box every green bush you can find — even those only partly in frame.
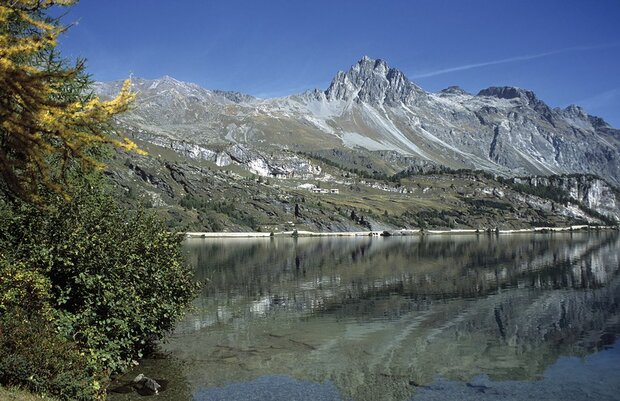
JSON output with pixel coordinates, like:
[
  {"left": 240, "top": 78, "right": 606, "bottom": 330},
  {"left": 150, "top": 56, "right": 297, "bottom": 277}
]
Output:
[
  {"left": 0, "top": 259, "right": 99, "bottom": 401},
  {"left": 0, "top": 260, "right": 51, "bottom": 317},
  {"left": 0, "top": 312, "right": 98, "bottom": 401},
  {"left": 0, "top": 178, "right": 198, "bottom": 375}
]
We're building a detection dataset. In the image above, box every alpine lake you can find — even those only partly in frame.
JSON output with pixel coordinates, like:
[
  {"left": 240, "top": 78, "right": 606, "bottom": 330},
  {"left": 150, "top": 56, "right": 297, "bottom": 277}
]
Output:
[{"left": 110, "top": 231, "right": 620, "bottom": 401}]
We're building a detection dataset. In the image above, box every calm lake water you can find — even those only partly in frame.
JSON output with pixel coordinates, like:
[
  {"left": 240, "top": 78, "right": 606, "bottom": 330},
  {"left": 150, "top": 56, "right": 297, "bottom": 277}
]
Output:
[{"left": 116, "top": 232, "right": 620, "bottom": 401}]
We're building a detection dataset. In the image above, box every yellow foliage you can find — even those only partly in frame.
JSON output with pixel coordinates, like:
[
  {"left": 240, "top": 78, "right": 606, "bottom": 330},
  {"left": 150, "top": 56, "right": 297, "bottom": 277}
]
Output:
[
  {"left": 0, "top": 0, "right": 143, "bottom": 202},
  {"left": 0, "top": 258, "right": 52, "bottom": 319}
]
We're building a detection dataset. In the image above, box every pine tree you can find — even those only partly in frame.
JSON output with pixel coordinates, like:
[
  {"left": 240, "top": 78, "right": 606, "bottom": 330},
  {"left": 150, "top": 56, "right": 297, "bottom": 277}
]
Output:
[{"left": 0, "top": 0, "right": 142, "bottom": 202}]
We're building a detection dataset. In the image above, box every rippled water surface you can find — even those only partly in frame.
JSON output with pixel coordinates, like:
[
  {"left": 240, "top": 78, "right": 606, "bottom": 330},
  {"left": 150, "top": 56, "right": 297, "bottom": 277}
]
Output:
[{"left": 115, "top": 232, "right": 620, "bottom": 401}]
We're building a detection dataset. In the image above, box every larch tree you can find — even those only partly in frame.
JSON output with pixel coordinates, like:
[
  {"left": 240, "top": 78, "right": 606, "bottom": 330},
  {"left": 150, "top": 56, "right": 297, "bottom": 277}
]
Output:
[{"left": 0, "top": 0, "right": 142, "bottom": 202}]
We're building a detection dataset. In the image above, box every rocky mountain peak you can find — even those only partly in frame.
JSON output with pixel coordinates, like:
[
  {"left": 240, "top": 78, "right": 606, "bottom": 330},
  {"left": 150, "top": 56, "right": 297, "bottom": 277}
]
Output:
[
  {"left": 477, "top": 86, "right": 551, "bottom": 113},
  {"left": 565, "top": 104, "right": 585, "bottom": 113},
  {"left": 440, "top": 86, "right": 469, "bottom": 96},
  {"left": 212, "top": 90, "right": 257, "bottom": 104},
  {"left": 477, "top": 86, "right": 535, "bottom": 101},
  {"left": 354, "top": 55, "right": 389, "bottom": 75},
  {"left": 558, "top": 105, "right": 610, "bottom": 129},
  {"left": 563, "top": 104, "right": 588, "bottom": 118},
  {"left": 152, "top": 75, "right": 187, "bottom": 88},
  {"left": 159, "top": 75, "right": 178, "bottom": 82},
  {"left": 136, "top": 76, "right": 200, "bottom": 95},
  {"left": 325, "top": 56, "right": 424, "bottom": 105}
]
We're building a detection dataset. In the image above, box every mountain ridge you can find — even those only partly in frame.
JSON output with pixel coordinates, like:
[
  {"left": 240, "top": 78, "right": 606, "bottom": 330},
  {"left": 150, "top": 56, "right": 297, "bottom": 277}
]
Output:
[
  {"left": 96, "top": 56, "right": 620, "bottom": 186},
  {"left": 100, "top": 56, "right": 615, "bottom": 128}
]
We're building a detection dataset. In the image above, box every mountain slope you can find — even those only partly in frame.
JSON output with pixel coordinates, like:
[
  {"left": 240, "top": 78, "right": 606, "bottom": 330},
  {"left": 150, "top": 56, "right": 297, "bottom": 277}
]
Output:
[
  {"left": 105, "top": 137, "right": 619, "bottom": 232},
  {"left": 96, "top": 56, "right": 620, "bottom": 186}
]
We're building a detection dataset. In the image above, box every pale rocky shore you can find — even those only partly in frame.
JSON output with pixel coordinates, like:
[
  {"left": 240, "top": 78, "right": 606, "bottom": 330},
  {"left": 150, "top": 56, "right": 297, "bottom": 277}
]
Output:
[{"left": 185, "top": 225, "right": 617, "bottom": 239}]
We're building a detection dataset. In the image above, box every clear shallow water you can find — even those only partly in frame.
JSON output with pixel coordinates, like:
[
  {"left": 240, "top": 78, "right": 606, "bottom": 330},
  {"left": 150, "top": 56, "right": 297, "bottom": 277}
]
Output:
[{"left": 154, "top": 233, "right": 620, "bottom": 400}]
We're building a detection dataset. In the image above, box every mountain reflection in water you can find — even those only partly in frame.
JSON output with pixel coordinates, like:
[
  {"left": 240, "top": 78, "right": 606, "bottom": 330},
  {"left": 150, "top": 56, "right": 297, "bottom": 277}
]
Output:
[{"left": 165, "top": 232, "right": 620, "bottom": 401}]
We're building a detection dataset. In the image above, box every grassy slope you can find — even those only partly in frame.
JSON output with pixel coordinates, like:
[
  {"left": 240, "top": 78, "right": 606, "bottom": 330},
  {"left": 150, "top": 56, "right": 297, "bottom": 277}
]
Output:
[{"left": 104, "top": 140, "right": 607, "bottom": 232}]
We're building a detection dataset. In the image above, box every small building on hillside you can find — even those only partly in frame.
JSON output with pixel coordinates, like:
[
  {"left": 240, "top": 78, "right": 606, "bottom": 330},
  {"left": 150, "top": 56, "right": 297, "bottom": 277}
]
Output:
[{"left": 311, "top": 188, "right": 338, "bottom": 194}]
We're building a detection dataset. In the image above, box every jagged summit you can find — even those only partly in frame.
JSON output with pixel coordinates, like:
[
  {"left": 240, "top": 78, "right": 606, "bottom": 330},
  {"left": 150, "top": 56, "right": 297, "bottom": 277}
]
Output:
[{"left": 325, "top": 56, "right": 424, "bottom": 105}]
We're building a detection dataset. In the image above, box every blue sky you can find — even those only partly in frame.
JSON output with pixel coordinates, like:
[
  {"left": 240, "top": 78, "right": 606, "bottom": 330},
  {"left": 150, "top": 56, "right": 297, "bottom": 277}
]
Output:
[{"left": 57, "top": 0, "right": 620, "bottom": 127}]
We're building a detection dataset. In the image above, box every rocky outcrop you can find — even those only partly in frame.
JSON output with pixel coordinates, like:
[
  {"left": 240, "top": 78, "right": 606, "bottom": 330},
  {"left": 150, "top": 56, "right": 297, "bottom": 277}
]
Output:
[
  {"left": 125, "top": 161, "right": 175, "bottom": 198},
  {"left": 514, "top": 175, "right": 620, "bottom": 221}
]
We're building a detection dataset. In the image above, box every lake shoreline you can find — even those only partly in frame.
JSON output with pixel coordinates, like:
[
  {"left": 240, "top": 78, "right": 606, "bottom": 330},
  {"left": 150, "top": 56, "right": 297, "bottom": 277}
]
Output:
[{"left": 185, "top": 225, "right": 618, "bottom": 239}]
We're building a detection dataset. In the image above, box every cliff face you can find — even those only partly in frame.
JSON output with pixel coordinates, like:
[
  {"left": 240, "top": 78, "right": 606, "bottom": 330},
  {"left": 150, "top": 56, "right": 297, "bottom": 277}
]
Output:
[{"left": 515, "top": 175, "right": 620, "bottom": 221}]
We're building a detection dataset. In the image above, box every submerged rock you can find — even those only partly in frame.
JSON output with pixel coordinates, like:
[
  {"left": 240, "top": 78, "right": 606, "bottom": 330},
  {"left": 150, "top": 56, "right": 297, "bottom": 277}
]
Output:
[
  {"left": 110, "top": 373, "right": 168, "bottom": 396},
  {"left": 131, "top": 373, "right": 163, "bottom": 395}
]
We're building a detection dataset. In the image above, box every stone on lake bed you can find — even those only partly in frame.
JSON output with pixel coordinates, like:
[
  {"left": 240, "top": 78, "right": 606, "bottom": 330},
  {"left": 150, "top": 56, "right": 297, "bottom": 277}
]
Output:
[{"left": 132, "top": 373, "right": 162, "bottom": 395}]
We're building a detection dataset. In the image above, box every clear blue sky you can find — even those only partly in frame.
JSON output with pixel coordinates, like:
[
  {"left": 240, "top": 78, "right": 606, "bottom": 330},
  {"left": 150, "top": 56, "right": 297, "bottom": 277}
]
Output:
[{"left": 56, "top": 0, "right": 620, "bottom": 127}]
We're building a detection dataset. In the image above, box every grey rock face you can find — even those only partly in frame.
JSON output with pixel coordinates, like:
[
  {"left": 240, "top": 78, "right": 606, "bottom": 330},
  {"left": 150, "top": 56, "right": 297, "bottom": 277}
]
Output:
[
  {"left": 515, "top": 175, "right": 620, "bottom": 221},
  {"left": 325, "top": 56, "right": 424, "bottom": 105}
]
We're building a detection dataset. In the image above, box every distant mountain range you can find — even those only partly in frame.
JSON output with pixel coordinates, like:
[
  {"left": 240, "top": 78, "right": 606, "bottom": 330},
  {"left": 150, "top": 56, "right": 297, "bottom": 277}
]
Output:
[
  {"left": 96, "top": 56, "right": 620, "bottom": 186},
  {"left": 94, "top": 57, "right": 620, "bottom": 232}
]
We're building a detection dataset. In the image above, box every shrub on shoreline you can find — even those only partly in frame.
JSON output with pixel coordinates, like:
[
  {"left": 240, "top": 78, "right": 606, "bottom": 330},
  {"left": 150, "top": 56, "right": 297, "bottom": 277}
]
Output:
[
  {"left": 0, "top": 179, "right": 199, "bottom": 398},
  {"left": 0, "top": 260, "right": 99, "bottom": 400},
  {"left": 0, "top": 1, "right": 198, "bottom": 398}
]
